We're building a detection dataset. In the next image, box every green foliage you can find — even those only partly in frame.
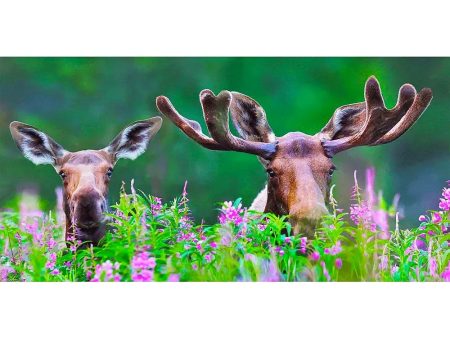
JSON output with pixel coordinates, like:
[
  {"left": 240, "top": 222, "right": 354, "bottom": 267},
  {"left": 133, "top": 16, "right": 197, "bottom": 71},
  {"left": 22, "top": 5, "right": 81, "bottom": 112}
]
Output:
[{"left": 1, "top": 178, "right": 449, "bottom": 282}]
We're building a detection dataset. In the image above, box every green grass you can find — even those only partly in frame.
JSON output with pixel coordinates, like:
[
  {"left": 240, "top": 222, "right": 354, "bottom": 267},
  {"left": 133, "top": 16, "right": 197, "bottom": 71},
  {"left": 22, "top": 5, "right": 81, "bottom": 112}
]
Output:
[{"left": 1, "top": 171, "right": 449, "bottom": 282}]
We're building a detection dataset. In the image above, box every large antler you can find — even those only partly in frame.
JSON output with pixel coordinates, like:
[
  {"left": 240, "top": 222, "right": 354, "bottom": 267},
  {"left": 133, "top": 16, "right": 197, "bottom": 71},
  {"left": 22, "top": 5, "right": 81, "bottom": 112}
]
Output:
[
  {"left": 320, "top": 76, "right": 433, "bottom": 157},
  {"left": 156, "top": 90, "right": 277, "bottom": 159}
]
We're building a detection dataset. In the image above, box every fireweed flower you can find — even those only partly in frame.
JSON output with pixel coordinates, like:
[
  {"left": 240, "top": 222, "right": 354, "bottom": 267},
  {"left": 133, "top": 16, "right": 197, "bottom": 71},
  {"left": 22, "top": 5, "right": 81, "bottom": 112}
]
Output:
[
  {"left": 439, "top": 186, "right": 450, "bottom": 211},
  {"left": 259, "top": 258, "right": 281, "bottom": 282},
  {"left": 131, "top": 251, "right": 156, "bottom": 282},
  {"left": 335, "top": 258, "right": 343, "bottom": 270},
  {"left": 429, "top": 257, "right": 438, "bottom": 278},
  {"left": 418, "top": 215, "right": 427, "bottom": 222},
  {"left": 168, "top": 274, "right": 180, "bottom": 282},
  {"left": 45, "top": 252, "right": 57, "bottom": 271},
  {"left": 432, "top": 212, "right": 442, "bottom": 224},
  {"left": 151, "top": 197, "right": 163, "bottom": 216},
  {"left": 441, "top": 262, "right": 450, "bottom": 282},
  {"left": 350, "top": 203, "right": 375, "bottom": 231},
  {"left": 299, "top": 237, "right": 307, "bottom": 254},
  {"left": 310, "top": 251, "right": 320, "bottom": 262},
  {"left": 204, "top": 253, "right": 214, "bottom": 263},
  {"left": 90, "top": 261, "right": 121, "bottom": 282},
  {"left": 219, "top": 201, "right": 245, "bottom": 226},
  {"left": 320, "top": 261, "right": 331, "bottom": 282},
  {"left": 379, "top": 255, "right": 388, "bottom": 271},
  {"left": 324, "top": 241, "right": 342, "bottom": 256}
]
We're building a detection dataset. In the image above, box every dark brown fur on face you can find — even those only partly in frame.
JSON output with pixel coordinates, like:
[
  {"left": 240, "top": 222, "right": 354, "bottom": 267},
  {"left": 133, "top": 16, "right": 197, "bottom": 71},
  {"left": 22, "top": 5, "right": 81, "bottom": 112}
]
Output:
[
  {"left": 10, "top": 117, "right": 162, "bottom": 245},
  {"left": 157, "top": 76, "right": 432, "bottom": 237}
]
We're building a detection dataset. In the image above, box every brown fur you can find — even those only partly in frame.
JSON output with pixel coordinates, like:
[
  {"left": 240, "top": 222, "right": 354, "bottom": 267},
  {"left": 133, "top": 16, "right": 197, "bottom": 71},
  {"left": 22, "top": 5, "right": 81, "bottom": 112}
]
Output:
[{"left": 158, "top": 76, "right": 432, "bottom": 237}]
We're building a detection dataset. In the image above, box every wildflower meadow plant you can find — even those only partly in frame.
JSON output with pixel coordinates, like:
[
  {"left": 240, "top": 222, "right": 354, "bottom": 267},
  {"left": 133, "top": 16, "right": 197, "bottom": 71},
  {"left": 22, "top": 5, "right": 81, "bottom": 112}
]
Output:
[{"left": 0, "top": 172, "right": 448, "bottom": 282}]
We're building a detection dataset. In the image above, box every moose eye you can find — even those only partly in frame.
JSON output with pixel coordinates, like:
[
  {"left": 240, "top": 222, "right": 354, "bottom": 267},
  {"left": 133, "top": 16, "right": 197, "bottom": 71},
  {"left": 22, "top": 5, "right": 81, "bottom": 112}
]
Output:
[
  {"left": 106, "top": 168, "right": 113, "bottom": 179},
  {"left": 59, "top": 171, "right": 66, "bottom": 180},
  {"left": 267, "top": 169, "right": 276, "bottom": 178}
]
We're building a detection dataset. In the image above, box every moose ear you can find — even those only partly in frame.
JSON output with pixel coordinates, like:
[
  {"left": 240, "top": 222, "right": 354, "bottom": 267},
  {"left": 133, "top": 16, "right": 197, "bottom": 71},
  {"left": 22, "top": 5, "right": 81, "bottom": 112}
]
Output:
[
  {"left": 105, "top": 117, "right": 162, "bottom": 161},
  {"left": 10, "top": 121, "right": 67, "bottom": 166},
  {"left": 229, "top": 92, "right": 276, "bottom": 143}
]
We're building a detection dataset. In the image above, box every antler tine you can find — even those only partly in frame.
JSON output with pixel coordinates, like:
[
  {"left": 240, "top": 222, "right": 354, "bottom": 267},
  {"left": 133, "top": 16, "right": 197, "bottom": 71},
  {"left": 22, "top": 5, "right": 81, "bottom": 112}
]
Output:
[
  {"left": 322, "top": 76, "right": 433, "bottom": 157},
  {"left": 199, "top": 90, "right": 276, "bottom": 159},
  {"left": 374, "top": 87, "right": 432, "bottom": 145},
  {"left": 156, "top": 95, "right": 225, "bottom": 150},
  {"left": 156, "top": 91, "right": 277, "bottom": 159}
]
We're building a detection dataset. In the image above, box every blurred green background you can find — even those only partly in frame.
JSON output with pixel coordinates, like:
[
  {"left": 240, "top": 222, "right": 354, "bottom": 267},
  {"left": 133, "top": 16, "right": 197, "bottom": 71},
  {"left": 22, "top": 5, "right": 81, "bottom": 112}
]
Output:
[{"left": 0, "top": 58, "right": 448, "bottom": 224}]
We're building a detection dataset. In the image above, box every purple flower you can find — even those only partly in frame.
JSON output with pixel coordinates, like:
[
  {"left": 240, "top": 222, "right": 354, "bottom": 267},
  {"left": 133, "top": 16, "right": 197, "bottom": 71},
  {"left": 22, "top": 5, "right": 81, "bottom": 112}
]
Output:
[
  {"left": 379, "top": 255, "right": 388, "bottom": 271},
  {"left": 204, "top": 253, "right": 213, "bottom": 263},
  {"left": 131, "top": 251, "right": 156, "bottom": 282},
  {"left": 50, "top": 269, "right": 60, "bottom": 276},
  {"left": 259, "top": 258, "right": 281, "bottom": 282},
  {"left": 151, "top": 197, "right": 163, "bottom": 216},
  {"left": 219, "top": 201, "right": 246, "bottom": 226},
  {"left": 324, "top": 241, "right": 342, "bottom": 256},
  {"left": 132, "top": 252, "right": 156, "bottom": 270},
  {"left": 441, "top": 263, "right": 450, "bottom": 282},
  {"left": 439, "top": 187, "right": 450, "bottom": 211},
  {"left": 90, "top": 261, "right": 121, "bottom": 282},
  {"left": 429, "top": 257, "right": 438, "bottom": 277},
  {"left": 168, "top": 274, "right": 180, "bottom": 282},
  {"left": 321, "top": 261, "right": 331, "bottom": 282},
  {"left": 310, "top": 251, "right": 320, "bottom": 262},
  {"left": 210, "top": 241, "right": 217, "bottom": 249},
  {"left": 132, "top": 269, "right": 154, "bottom": 282},
  {"left": 274, "top": 246, "right": 285, "bottom": 256},
  {"left": 299, "top": 237, "right": 307, "bottom": 254},
  {"left": 284, "top": 237, "right": 292, "bottom": 244},
  {"left": 432, "top": 212, "right": 442, "bottom": 224},
  {"left": 45, "top": 252, "right": 57, "bottom": 270},
  {"left": 335, "top": 258, "right": 343, "bottom": 270},
  {"left": 391, "top": 265, "right": 399, "bottom": 275},
  {"left": 47, "top": 237, "right": 57, "bottom": 250},
  {"left": 418, "top": 215, "right": 427, "bottom": 222},
  {"left": 350, "top": 202, "right": 375, "bottom": 231}
]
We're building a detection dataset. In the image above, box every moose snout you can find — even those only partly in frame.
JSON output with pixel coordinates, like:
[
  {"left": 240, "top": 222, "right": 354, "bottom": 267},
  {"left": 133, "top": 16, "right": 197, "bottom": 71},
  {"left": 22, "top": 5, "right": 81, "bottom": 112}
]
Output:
[{"left": 72, "top": 190, "right": 107, "bottom": 228}]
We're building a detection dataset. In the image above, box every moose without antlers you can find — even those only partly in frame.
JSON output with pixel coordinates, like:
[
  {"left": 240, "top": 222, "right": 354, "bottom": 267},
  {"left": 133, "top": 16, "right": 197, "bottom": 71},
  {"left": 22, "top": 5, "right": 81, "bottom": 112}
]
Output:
[
  {"left": 10, "top": 117, "right": 162, "bottom": 245},
  {"left": 157, "top": 76, "right": 432, "bottom": 237}
]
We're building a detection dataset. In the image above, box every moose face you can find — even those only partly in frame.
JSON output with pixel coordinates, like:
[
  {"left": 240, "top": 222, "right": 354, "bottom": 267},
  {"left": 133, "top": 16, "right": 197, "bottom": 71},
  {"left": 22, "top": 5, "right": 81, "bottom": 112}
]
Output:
[
  {"left": 262, "top": 133, "right": 333, "bottom": 235},
  {"left": 157, "top": 76, "right": 432, "bottom": 235},
  {"left": 10, "top": 117, "right": 162, "bottom": 245}
]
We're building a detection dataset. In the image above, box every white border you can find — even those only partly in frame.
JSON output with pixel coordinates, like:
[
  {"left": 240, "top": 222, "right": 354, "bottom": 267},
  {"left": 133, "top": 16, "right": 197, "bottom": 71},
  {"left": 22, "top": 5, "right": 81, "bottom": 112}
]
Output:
[
  {"left": 1, "top": 1, "right": 449, "bottom": 337},
  {"left": 0, "top": 0, "right": 448, "bottom": 56}
]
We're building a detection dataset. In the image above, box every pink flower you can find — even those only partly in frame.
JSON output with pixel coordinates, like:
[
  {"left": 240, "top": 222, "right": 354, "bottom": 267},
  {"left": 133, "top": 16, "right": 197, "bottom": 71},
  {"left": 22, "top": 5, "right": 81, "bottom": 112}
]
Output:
[
  {"left": 418, "top": 215, "right": 427, "bottom": 222},
  {"left": 204, "top": 253, "right": 213, "bottom": 263},
  {"left": 168, "top": 274, "right": 180, "bottom": 282},
  {"left": 284, "top": 237, "right": 292, "bottom": 244},
  {"left": 90, "top": 261, "right": 121, "bottom": 282},
  {"left": 299, "top": 237, "right": 307, "bottom": 254},
  {"left": 310, "top": 251, "right": 320, "bottom": 262},
  {"left": 321, "top": 261, "right": 331, "bottom": 281},
  {"left": 335, "top": 258, "right": 343, "bottom": 270},
  {"left": 132, "top": 269, "right": 154, "bottom": 282},
  {"left": 210, "top": 241, "right": 217, "bottom": 249},
  {"left": 429, "top": 257, "right": 438, "bottom": 278},
  {"left": 432, "top": 212, "right": 442, "bottom": 224},
  {"left": 379, "top": 255, "right": 388, "bottom": 271},
  {"left": 441, "top": 263, "right": 450, "bottom": 282},
  {"left": 131, "top": 251, "right": 156, "bottom": 282},
  {"left": 324, "top": 241, "right": 342, "bottom": 256},
  {"left": 219, "top": 201, "right": 246, "bottom": 226},
  {"left": 350, "top": 202, "right": 375, "bottom": 231}
]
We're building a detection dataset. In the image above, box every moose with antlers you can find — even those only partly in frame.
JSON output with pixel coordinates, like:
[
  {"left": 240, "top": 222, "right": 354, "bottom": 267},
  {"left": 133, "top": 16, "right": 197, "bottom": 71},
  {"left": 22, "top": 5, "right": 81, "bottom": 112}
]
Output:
[
  {"left": 10, "top": 117, "right": 162, "bottom": 245},
  {"left": 157, "top": 76, "right": 432, "bottom": 237}
]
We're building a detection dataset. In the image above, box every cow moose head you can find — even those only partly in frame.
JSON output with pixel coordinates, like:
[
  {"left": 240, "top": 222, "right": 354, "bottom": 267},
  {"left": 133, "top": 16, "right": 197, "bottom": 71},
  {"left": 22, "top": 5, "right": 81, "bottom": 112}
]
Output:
[{"left": 10, "top": 117, "right": 162, "bottom": 245}]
